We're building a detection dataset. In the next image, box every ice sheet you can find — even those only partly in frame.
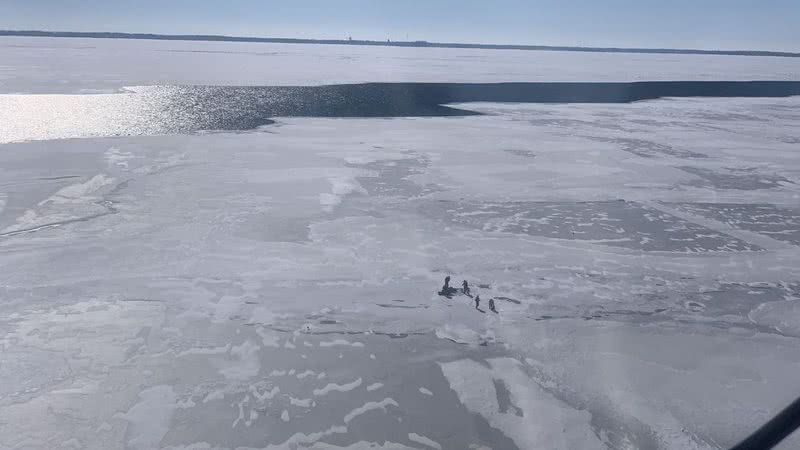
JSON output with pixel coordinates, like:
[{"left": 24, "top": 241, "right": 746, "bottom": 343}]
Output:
[
  {"left": 2, "top": 51, "right": 800, "bottom": 449},
  {"left": 3, "top": 37, "right": 800, "bottom": 94}
]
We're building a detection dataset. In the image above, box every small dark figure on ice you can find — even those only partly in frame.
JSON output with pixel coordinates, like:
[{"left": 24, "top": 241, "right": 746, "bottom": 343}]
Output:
[
  {"left": 489, "top": 298, "right": 498, "bottom": 314},
  {"left": 474, "top": 295, "right": 480, "bottom": 309},
  {"left": 438, "top": 276, "right": 458, "bottom": 298},
  {"left": 462, "top": 280, "right": 470, "bottom": 296}
]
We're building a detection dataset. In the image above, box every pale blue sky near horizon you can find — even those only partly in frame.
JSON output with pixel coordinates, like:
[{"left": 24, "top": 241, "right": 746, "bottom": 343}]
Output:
[{"left": 1, "top": 0, "right": 798, "bottom": 51}]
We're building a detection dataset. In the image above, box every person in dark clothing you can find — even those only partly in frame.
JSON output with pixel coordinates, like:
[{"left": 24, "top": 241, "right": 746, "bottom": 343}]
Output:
[
  {"left": 489, "top": 298, "right": 497, "bottom": 313},
  {"left": 439, "top": 276, "right": 457, "bottom": 298},
  {"left": 474, "top": 295, "right": 480, "bottom": 309},
  {"left": 462, "top": 280, "right": 470, "bottom": 296}
]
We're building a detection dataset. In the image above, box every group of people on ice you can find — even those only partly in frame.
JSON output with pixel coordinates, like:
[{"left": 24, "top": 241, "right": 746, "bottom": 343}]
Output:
[{"left": 438, "top": 276, "right": 497, "bottom": 313}]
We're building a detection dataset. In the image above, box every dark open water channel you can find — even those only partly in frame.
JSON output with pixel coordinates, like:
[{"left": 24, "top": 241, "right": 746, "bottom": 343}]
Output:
[{"left": 2, "top": 81, "right": 800, "bottom": 142}]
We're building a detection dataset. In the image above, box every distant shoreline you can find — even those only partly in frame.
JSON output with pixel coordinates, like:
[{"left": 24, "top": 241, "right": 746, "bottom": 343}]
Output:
[{"left": 2, "top": 30, "right": 798, "bottom": 58}]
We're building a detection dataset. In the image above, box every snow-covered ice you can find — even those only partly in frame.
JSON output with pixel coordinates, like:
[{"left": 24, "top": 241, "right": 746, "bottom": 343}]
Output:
[
  {"left": 2, "top": 38, "right": 800, "bottom": 449},
  {"left": 118, "top": 386, "right": 178, "bottom": 450},
  {"left": 3, "top": 36, "right": 800, "bottom": 94}
]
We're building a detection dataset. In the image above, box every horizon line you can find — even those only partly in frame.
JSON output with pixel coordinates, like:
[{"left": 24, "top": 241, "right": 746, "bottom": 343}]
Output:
[{"left": 1, "top": 29, "right": 798, "bottom": 58}]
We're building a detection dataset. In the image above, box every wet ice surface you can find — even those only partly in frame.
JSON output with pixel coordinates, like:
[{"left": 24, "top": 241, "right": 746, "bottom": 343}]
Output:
[
  {"left": 420, "top": 200, "right": 761, "bottom": 252},
  {"left": 588, "top": 137, "right": 709, "bottom": 159},
  {"left": 3, "top": 49, "right": 800, "bottom": 449},
  {"left": 678, "top": 166, "right": 794, "bottom": 190},
  {"left": 163, "top": 332, "right": 519, "bottom": 450},
  {"left": 667, "top": 203, "right": 800, "bottom": 246}
]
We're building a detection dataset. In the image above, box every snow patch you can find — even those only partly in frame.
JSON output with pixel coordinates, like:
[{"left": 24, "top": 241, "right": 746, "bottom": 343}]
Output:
[
  {"left": 408, "top": 432, "right": 442, "bottom": 450},
  {"left": 202, "top": 390, "right": 225, "bottom": 403},
  {"left": 319, "top": 339, "right": 365, "bottom": 348},
  {"left": 45, "top": 174, "right": 114, "bottom": 204},
  {"left": 105, "top": 147, "right": 134, "bottom": 169},
  {"left": 440, "top": 358, "right": 605, "bottom": 450},
  {"left": 218, "top": 340, "right": 261, "bottom": 381},
  {"left": 306, "top": 442, "right": 415, "bottom": 449},
  {"left": 343, "top": 398, "right": 399, "bottom": 423},
  {"left": 256, "top": 326, "right": 281, "bottom": 347},
  {"left": 177, "top": 344, "right": 230, "bottom": 357},
  {"left": 118, "top": 385, "right": 176, "bottom": 450},
  {"left": 250, "top": 307, "right": 291, "bottom": 325},
  {"left": 2, "top": 174, "right": 116, "bottom": 234},
  {"left": 749, "top": 301, "right": 800, "bottom": 336},
  {"left": 290, "top": 397, "right": 314, "bottom": 407},
  {"left": 260, "top": 425, "right": 348, "bottom": 450},
  {"left": 319, "top": 176, "right": 366, "bottom": 211},
  {"left": 434, "top": 323, "right": 493, "bottom": 346},
  {"left": 313, "top": 378, "right": 362, "bottom": 396}
]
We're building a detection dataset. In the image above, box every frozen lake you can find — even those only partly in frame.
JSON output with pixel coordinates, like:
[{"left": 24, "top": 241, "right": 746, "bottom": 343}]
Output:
[
  {"left": 3, "top": 36, "right": 800, "bottom": 94},
  {"left": 1, "top": 37, "right": 800, "bottom": 450}
]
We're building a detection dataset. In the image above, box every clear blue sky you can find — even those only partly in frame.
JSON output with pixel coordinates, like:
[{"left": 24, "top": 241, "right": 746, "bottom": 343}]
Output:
[{"left": 2, "top": 0, "right": 798, "bottom": 51}]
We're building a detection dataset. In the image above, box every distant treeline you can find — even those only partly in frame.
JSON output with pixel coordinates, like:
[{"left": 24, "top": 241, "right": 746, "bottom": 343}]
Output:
[{"left": 1, "top": 30, "right": 798, "bottom": 58}]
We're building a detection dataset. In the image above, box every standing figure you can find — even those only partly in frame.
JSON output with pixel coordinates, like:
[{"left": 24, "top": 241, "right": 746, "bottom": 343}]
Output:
[
  {"left": 439, "top": 276, "right": 456, "bottom": 298},
  {"left": 489, "top": 298, "right": 497, "bottom": 313},
  {"left": 462, "top": 280, "right": 470, "bottom": 296},
  {"left": 474, "top": 295, "right": 480, "bottom": 309}
]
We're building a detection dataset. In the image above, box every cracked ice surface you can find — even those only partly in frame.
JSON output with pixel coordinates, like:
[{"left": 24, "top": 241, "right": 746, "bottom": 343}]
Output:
[{"left": 3, "top": 49, "right": 800, "bottom": 450}]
